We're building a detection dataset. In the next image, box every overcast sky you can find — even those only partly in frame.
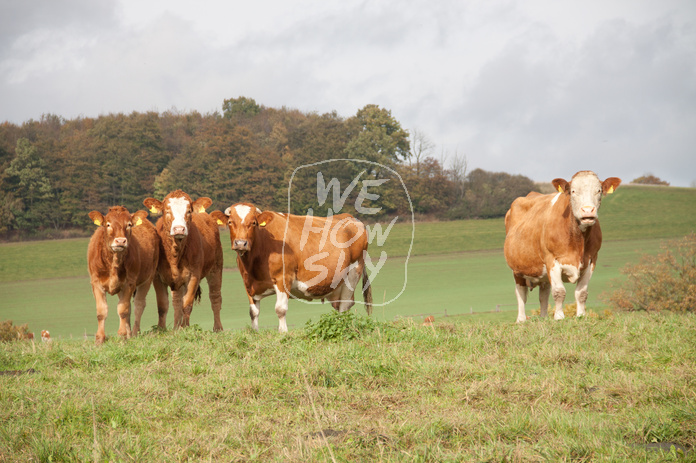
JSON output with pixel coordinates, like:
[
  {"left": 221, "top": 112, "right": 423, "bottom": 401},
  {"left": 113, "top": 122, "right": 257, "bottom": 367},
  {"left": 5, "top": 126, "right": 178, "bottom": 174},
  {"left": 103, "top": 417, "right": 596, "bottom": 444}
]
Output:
[{"left": 1, "top": 0, "right": 695, "bottom": 186}]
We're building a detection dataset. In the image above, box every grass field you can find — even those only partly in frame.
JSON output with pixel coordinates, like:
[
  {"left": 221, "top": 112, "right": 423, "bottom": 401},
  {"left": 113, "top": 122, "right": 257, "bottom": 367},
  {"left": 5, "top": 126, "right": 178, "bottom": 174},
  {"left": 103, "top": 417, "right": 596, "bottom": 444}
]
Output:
[
  {"left": 1, "top": 185, "right": 694, "bottom": 338},
  {"left": 1, "top": 184, "right": 696, "bottom": 461}
]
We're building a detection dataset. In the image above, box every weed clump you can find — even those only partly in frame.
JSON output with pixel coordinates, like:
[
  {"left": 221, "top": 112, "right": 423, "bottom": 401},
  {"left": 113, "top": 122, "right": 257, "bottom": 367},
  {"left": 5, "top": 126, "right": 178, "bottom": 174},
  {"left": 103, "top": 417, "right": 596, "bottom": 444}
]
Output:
[
  {"left": 605, "top": 233, "right": 696, "bottom": 312},
  {"left": 304, "top": 311, "right": 386, "bottom": 341},
  {"left": 0, "top": 320, "right": 32, "bottom": 342}
]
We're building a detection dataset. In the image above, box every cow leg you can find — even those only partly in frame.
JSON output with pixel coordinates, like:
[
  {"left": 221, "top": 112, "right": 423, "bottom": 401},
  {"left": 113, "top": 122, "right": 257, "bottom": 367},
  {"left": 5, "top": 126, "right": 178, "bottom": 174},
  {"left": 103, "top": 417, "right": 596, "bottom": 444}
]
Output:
[
  {"left": 513, "top": 274, "right": 528, "bottom": 323},
  {"left": 248, "top": 296, "right": 261, "bottom": 331},
  {"left": 538, "top": 282, "right": 551, "bottom": 318},
  {"left": 172, "top": 286, "right": 185, "bottom": 329},
  {"left": 153, "top": 278, "right": 169, "bottom": 329},
  {"left": 273, "top": 284, "right": 289, "bottom": 333},
  {"left": 514, "top": 283, "right": 528, "bottom": 323},
  {"left": 574, "top": 264, "right": 594, "bottom": 317},
  {"left": 207, "top": 271, "right": 223, "bottom": 332},
  {"left": 181, "top": 277, "right": 200, "bottom": 328},
  {"left": 131, "top": 281, "right": 151, "bottom": 337},
  {"left": 337, "top": 262, "right": 361, "bottom": 313},
  {"left": 116, "top": 288, "right": 133, "bottom": 339},
  {"left": 93, "top": 285, "right": 109, "bottom": 345},
  {"left": 549, "top": 263, "right": 566, "bottom": 320}
]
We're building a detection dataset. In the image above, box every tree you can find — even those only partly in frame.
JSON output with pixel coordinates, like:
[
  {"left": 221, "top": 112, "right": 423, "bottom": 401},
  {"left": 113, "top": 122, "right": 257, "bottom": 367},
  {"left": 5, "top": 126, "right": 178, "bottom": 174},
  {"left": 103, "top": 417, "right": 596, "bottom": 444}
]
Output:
[
  {"left": 409, "top": 129, "right": 435, "bottom": 177},
  {"left": 222, "top": 96, "right": 261, "bottom": 119},
  {"left": 631, "top": 174, "right": 669, "bottom": 186},
  {"left": 344, "top": 104, "right": 410, "bottom": 167}
]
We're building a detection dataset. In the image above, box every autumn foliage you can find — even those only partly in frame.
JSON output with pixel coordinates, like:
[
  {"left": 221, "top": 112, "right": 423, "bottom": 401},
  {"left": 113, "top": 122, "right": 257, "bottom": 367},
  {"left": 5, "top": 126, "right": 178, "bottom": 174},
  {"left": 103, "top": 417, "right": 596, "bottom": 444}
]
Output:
[{"left": 606, "top": 233, "right": 696, "bottom": 312}]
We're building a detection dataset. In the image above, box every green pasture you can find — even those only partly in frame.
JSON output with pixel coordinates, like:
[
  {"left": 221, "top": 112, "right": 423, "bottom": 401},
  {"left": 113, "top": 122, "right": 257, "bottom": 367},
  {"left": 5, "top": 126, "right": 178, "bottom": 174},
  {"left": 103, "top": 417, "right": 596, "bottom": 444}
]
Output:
[{"left": 0, "top": 185, "right": 695, "bottom": 339}]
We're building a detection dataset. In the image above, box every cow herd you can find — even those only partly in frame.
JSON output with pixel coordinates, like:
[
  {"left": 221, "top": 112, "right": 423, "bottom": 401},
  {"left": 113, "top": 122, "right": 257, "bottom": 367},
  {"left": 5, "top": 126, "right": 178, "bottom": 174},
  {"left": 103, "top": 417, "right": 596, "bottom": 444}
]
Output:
[{"left": 87, "top": 170, "right": 620, "bottom": 344}]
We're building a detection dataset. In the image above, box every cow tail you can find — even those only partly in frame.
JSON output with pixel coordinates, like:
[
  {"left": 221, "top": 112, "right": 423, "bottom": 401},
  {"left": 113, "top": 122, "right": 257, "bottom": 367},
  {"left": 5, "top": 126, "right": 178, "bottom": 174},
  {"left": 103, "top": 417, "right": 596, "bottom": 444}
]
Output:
[
  {"left": 194, "top": 285, "right": 202, "bottom": 304},
  {"left": 362, "top": 266, "right": 373, "bottom": 316}
]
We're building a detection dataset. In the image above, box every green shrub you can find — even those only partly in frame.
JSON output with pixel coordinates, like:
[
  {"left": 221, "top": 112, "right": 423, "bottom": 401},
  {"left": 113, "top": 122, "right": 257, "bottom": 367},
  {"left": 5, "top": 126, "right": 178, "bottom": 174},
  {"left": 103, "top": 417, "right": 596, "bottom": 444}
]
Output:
[
  {"left": 0, "top": 320, "right": 31, "bottom": 342},
  {"left": 304, "top": 310, "right": 384, "bottom": 341},
  {"left": 605, "top": 233, "right": 696, "bottom": 312}
]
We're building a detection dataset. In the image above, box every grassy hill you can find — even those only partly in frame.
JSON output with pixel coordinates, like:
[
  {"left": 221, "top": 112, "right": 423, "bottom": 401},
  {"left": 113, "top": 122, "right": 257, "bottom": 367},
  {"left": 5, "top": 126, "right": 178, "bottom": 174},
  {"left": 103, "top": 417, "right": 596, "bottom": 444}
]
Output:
[{"left": 0, "top": 185, "right": 694, "bottom": 338}]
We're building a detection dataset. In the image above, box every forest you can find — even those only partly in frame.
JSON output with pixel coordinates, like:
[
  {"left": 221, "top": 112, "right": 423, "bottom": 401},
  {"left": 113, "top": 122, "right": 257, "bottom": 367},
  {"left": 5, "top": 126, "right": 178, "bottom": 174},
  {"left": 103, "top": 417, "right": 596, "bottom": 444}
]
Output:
[{"left": 0, "top": 97, "right": 535, "bottom": 239}]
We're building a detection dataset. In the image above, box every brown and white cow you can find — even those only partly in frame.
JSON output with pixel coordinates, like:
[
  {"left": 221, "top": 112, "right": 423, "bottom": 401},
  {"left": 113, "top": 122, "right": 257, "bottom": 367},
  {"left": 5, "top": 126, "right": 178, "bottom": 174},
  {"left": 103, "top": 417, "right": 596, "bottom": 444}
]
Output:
[
  {"left": 211, "top": 203, "right": 373, "bottom": 332},
  {"left": 87, "top": 206, "right": 164, "bottom": 344},
  {"left": 504, "top": 171, "right": 621, "bottom": 322},
  {"left": 143, "top": 190, "right": 224, "bottom": 331}
]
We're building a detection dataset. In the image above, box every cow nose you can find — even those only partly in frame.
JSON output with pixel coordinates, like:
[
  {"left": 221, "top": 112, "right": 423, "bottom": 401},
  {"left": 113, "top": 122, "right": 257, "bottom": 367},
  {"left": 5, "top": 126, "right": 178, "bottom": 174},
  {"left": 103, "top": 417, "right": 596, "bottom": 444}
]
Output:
[
  {"left": 581, "top": 205, "right": 596, "bottom": 215},
  {"left": 112, "top": 237, "right": 127, "bottom": 248},
  {"left": 233, "top": 239, "right": 248, "bottom": 250},
  {"left": 172, "top": 225, "right": 186, "bottom": 236}
]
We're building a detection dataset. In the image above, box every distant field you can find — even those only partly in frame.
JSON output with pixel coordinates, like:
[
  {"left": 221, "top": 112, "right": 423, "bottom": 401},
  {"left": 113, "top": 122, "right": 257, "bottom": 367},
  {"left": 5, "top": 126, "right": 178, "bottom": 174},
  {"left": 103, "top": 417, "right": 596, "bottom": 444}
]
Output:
[{"left": 0, "top": 185, "right": 694, "bottom": 338}]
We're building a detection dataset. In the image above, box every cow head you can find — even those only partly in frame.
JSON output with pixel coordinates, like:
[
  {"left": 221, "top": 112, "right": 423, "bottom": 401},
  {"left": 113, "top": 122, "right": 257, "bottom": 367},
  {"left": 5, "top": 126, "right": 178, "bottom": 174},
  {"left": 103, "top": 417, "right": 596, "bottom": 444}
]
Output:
[
  {"left": 89, "top": 206, "right": 149, "bottom": 253},
  {"left": 211, "top": 203, "right": 272, "bottom": 255},
  {"left": 143, "top": 190, "right": 212, "bottom": 240},
  {"left": 552, "top": 171, "right": 621, "bottom": 230}
]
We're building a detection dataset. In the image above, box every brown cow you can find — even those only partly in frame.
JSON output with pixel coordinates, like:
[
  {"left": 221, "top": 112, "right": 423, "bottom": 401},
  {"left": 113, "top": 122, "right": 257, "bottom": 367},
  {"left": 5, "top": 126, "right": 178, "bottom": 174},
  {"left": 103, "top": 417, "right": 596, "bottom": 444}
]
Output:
[
  {"left": 143, "top": 190, "right": 224, "bottom": 331},
  {"left": 211, "top": 203, "right": 372, "bottom": 332},
  {"left": 87, "top": 206, "right": 164, "bottom": 344},
  {"left": 504, "top": 171, "right": 621, "bottom": 322}
]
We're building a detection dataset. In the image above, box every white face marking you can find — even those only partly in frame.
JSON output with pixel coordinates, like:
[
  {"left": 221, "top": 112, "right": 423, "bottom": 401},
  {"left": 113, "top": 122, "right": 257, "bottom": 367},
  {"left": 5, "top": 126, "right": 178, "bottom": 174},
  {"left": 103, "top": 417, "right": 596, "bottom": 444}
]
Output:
[
  {"left": 569, "top": 172, "right": 602, "bottom": 227},
  {"left": 168, "top": 197, "right": 190, "bottom": 235},
  {"left": 235, "top": 205, "right": 252, "bottom": 223}
]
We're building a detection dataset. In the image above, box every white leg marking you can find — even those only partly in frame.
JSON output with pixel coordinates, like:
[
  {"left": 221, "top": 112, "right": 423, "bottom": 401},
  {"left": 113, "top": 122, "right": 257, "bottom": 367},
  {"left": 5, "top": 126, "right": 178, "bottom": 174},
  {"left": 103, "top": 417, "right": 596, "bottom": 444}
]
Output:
[
  {"left": 249, "top": 301, "right": 260, "bottom": 331},
  {"left": 574, "top": 262, "right": 593, "bottom": 317},
  {"left": 515, "top": 283, "right": 528, "bottom": 323},
  {"left": 549, "top": 262, "right": 566, "bottom": 320},
  {"left": 273, "top": 284, "right": 289, "bottom": 333}
]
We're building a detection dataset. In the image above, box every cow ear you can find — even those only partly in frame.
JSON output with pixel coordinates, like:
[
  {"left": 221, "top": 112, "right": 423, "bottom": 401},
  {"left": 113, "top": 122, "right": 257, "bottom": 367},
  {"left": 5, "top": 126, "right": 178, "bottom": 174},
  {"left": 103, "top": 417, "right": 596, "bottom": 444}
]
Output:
[
  {"left": 193, "top": 197, "right": 213, "bottom": 213},
  {"left": 89, "top": 211, "right": 105, "bottom": 227},
  {"left": 602, "top": 177, "right": 621, "bottom": 195},
  {"left": 143, "top": 198, "right": 163, "bottom": 215},
  {"left": 210, "top": 210, "right": 228, "bottom": 226},
  {"left": 131, "top": 210, "right": 149, "bottom": 227},
  {"left": 552, "top": 178, "right": 569, "bottom": 193},
  {"left": 257, "top": 211, "right": 273, "bottom": 227}
]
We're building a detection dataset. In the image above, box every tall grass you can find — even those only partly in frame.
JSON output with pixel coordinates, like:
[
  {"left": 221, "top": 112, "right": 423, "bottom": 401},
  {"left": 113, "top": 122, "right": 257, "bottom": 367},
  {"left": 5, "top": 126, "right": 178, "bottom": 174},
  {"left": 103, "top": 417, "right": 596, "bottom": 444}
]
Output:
[{"left": 1, "top": 312, "right": 694, "bottom": 461}]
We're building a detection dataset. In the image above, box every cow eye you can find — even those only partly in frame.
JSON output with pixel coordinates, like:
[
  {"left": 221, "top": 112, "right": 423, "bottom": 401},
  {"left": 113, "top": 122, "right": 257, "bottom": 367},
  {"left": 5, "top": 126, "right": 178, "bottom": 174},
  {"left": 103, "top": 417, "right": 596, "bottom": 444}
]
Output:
[
  {"left": 106, "top": 222, "right": 112, "bottom": 228},
  {"left": 127, "top": 222, "right": 133, "bottom": 228},
  {"left": 252, "top": 220, "right": 258, "bottom": 226}
]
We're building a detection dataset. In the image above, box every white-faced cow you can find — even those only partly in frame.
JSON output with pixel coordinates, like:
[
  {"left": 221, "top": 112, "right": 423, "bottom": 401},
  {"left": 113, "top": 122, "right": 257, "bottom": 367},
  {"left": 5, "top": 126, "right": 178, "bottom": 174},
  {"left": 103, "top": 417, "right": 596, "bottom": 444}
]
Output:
[
  {"left": 143, "top": 190, "right": 224, "bottom": 331},
  {"left": 504, "top": 171, "right": 621, "bottom": 322},
  {"left": 211, "top": 203, "right": 372, "bottom": 332},
  {"left": 87, "top": 206, "right": 164, "bottom": 344}
]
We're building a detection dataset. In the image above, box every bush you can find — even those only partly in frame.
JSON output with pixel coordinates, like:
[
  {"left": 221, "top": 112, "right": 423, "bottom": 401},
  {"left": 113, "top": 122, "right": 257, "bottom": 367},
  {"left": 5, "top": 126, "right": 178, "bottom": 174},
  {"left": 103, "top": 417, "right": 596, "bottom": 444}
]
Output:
[
  {"left": 0, "top": 320, "right": 32, "bottom": 342},
  {"left": 304, "top": 310, "right": 384, "bottom": 341},
  {"left": 605, "top": 233, "right": 696, "bottom": 312}
]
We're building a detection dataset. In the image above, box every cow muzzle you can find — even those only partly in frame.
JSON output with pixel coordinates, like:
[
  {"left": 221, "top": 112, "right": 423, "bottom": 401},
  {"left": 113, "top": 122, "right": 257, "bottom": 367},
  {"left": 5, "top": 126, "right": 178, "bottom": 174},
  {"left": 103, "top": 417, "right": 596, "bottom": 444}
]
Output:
[
  {"left": 233, "top": 239, "right": 250, "bottom": 253},
  {"left": 171, "top": 225, "right": 188, "bottom": 238},
  {"left": 111, "top": 237, "right": 128, "bottom": 252},
  {"left": 579, "top": 206, "right": 597, "bottom": 225}
]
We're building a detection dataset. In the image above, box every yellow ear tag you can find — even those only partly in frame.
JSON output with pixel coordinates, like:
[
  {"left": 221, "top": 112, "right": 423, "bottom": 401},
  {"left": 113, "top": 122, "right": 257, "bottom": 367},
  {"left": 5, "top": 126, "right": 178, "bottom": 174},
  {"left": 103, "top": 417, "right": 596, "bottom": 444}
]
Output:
[
  {"left": 149, "top": 206, "right": 159, "bottom": 214},
  {"left": 607, "top": 185, "right": 614, "bottom": 194},
  {"left": 93, "top": 219, "right": 102, "bottom": 226},
  {"left": 216, "top": 219, "right": 224, "bottom": 225},
  {"left": 259, "top": 221, "right": 266, "bottom": 227},
  {"left": 134, "top": 218, "right": 142, "bottom": 226},
  {"left": 557, "top": 185, "right": 564, "bottom": 193},
  {"left": 198, "top": 206, "right": 206, "bottom": 213}
]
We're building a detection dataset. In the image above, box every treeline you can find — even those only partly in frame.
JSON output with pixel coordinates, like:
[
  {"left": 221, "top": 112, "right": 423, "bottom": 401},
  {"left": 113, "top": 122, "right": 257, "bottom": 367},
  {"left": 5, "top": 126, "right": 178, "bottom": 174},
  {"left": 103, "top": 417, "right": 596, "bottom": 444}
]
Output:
[{"left": 0, "top": 98, "right": 535, "bottom": 238}]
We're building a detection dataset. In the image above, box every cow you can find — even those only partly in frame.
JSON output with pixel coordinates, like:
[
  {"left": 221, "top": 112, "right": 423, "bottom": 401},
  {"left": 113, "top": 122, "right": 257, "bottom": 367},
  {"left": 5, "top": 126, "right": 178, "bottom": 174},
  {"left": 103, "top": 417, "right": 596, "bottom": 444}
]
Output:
[
  {"left": 211, "top": 203, "right": 372, "bottom": 332},
  {"left": 503, "top": 171, "right": 621, "bottom": 323},
  {"left": 143, "top": 190, "right": 224, "bottom": 331},
  {"left": 87, "top": 206, "right": 164, "bottom": 344}
]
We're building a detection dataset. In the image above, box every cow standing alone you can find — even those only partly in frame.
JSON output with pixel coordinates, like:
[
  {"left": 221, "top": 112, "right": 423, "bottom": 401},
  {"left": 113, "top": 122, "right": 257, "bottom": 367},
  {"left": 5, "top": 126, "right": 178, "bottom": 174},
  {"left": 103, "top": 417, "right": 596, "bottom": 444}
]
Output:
[
  {"left": 504, "top": 171, "right": 621, "bottom": 322},
  {"left": 143, "top": 190, "right": 224, "bottom": 331},
  {"left": 87, "top": 206, "right": 165, "bottom": 344},
  {"left": 211, "top": 204, "right": 372, "bottom": 332}
]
